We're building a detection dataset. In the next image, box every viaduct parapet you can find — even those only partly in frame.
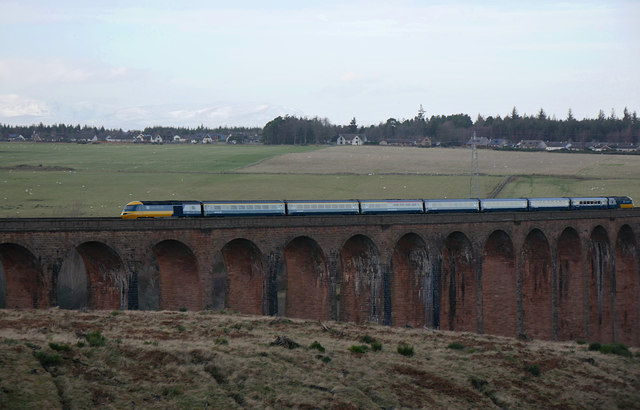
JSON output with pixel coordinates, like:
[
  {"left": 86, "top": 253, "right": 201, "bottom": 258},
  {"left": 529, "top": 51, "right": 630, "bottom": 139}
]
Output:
[{"left": 1, "top": 210, "right": 639, "bottom": 346}]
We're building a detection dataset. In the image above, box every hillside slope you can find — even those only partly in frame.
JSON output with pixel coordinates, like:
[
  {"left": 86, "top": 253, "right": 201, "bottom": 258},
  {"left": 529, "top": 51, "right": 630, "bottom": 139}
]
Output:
[{"left": 1, "top": 309, "right": 638, "bottom": 409}]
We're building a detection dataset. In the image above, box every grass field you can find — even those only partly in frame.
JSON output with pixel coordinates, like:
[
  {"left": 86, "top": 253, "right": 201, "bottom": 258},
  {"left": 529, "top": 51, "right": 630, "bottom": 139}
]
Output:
[
  {"left": 1, "top": 309, "right": 638, "bottom": 408},
  {"left": 1, "top": 142, "right": 639, "bottom": 217}
]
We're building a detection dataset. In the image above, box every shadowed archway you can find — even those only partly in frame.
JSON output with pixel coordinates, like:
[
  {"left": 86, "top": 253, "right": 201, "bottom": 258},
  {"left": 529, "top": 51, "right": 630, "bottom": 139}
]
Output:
[
  {"left": 284, "top": 236, "right": 329, "bottom": 321},
  {"left": 221, "top": 239, "right": 264, "bottom": 315},
  {"left": 0, "top": 244, "right": 47, "bottom": 308},
  {"left": 588, "top": 226, "right": 613, "bottom": 343},
  {"left": 522, "top": 229, "right": 552, "bottom": 340},
  {"left": 391, "top": 233, "right": 432, "bottom": 327},
  {"left": 615, "top": 225, "right": 639, "bottom": 346},
  {"left": 58, "top": 242, "right": 127, "bottom": 310},
  {"left": 340, "top": 235, "right": 383, "bottom": 324},
  {"left": 482, "top": 230, "right": 516, "bottom": 337},
  {"left": 440, "top": 232, "right": 476, "bottom": 332},
  {"left": 152, "top": 240, "right": 201, "bottom": 311},
  {"left": 557, "top": 227, "right": 585, "bottom": 340}
]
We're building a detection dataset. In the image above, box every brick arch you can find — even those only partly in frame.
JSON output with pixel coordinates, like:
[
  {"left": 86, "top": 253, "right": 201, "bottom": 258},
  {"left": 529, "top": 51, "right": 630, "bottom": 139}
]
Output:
[
  {"left": 391, "top": 232, "right": 431, "bottom": 327},
  {"left": 440, "top": 231, "right": 475, "bottom": 332},
  {"left": 284, "top": 236, "right": 329, "bottom": 321},
  {"left": 0, "top": 243, "right": 47, "bottom": 309},
  {"left": 557, "top": 227, "right": 585, "bottom": 340},
  {"left": 152, "top": 240, "right": 201, "bottom": 311},
  {"left": 615, "top": 225, "right": 639, "bottom": 346},
  {"left": 482, "top": 230, "right": 516, "bottom": 337},
  {"left": 58, "top": 241, "right": 127, "bottom": 310},
  {"left": 221, "top": 239, "right": 264, "bottom": 315},
  {"left": 522, "top": 229, "right": 552, "bottom": 340},
  {"left": 340, "top": 235, "right": 383, "bottom": 324},
  {"left": 588, "top": 226, "right": 613, "bottom": 342},
  {"left": 209, "top": 251, "right": 227, "bottom": 311}
]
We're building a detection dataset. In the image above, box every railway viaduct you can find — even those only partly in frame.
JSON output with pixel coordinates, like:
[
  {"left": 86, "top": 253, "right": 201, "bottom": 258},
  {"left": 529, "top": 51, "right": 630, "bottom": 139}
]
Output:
[{"left": 1, "top": 210, "right": 639, "bottom": 346}]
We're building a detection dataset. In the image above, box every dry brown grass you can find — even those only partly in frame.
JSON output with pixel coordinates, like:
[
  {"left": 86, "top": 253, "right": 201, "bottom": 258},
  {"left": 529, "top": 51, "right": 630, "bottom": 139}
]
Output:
[
  {"left": 239, "top": 145, "right": 640, "bottom": 178},
  {"left": 1, "top": 309, "right": 638, "bottom": 409}
]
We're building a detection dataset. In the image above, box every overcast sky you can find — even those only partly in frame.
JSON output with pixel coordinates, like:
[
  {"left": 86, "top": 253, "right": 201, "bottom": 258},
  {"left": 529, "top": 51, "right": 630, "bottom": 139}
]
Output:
[{"left": 1, "top": 1, "right": 638, "bottom": 129}]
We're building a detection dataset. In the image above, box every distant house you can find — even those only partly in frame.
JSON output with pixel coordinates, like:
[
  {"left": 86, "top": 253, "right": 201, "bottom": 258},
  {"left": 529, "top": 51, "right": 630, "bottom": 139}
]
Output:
[
  {"left": 417, "top": 136, "right": 432, "bottom": 147},
  {"left": 589, "top": 143, "right": 612, "bottom": 152},
  {"left": 466, "top": 136, "right": 490, "bottom": 148},
  {"left": 379, "top": 138, "right": 414, "bottom": 146},
  {"left": 351, "top": 136, "right": 363, "bottom": 145},
  {"left": 611, "top": 143, "right": 639, "bottom": 153},
  {"left": 202, "top": 135, "right": 213, "bottom": 144},
  {"left": 545, "top": 141, "right": 570, "bottom": 151},
  {"left": 517, "top": 140, "right": 547, "bottom": 150},
  {"left": 151, "top": 135, "right": 163, "bottom": 144},
  {"left": 487, "top": 138, "right": 508, "bottom": 148},
  {"left": 336, "top": 134, "right": 365, "bottom": 145},
  {"left": 567, "top": 141, "right": 588, "bottom": 151}
]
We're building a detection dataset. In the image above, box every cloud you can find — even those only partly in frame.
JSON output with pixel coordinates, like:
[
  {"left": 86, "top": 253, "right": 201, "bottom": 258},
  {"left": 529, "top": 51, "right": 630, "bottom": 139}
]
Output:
[
  {"left": 0, "top": 58, "right": 139, "bottom": 86},
  {"left": 164, "top": 103, "right": 298, "bottom": 127},
  {"left": 68, "top": 102, "right": 298, "bottom": 129},
  {"left": 0, "top": 94, "right": 50, "bottom": 117}
]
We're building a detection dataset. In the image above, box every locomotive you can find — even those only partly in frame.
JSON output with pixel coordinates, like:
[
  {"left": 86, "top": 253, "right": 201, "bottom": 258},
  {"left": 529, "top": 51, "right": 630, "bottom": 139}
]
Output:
[{"left": 121, "top": 196, "right": 634, "bottom": 219}]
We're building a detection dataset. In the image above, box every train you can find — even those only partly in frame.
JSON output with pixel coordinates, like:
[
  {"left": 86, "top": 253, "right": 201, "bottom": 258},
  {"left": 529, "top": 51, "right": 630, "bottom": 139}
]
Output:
[{"left": 120, "top": 196, "right": 634, "bottom": 219}]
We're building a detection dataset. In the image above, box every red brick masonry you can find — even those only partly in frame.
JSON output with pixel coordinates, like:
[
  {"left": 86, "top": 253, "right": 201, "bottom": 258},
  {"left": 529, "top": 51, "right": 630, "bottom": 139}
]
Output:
[{"left": 1, "top": 209, "right": 639, "bottom": 346}]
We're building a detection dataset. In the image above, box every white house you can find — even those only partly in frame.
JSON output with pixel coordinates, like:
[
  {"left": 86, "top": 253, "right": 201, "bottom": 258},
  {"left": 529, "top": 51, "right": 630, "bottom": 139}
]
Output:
[
  {"left": 545, "top": 141, "right": 570, "bottom": 151},
  {"left": 351, "top": 136, "right": 364, "bottom": 145}
]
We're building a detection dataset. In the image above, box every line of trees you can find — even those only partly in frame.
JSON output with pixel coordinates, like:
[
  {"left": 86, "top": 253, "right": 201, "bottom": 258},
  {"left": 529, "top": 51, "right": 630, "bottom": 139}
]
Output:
[
  {"left": 2, "top": 106, "right": 639, "bottom": 145},
  {"left": 263, "top": 107, "right": 639, "bottom": 145},
  {"left": 0, "top": 123, "right": 261, "bottom": 142},
  {"left": 473, "top": 107, "right": 639, "bottom": 144}
]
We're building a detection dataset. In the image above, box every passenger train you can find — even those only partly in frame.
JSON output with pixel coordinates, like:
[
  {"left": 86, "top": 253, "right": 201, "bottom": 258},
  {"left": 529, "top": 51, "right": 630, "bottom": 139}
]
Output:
[{"left": 121, "top": 196, "right": 634, "bottom": 219}]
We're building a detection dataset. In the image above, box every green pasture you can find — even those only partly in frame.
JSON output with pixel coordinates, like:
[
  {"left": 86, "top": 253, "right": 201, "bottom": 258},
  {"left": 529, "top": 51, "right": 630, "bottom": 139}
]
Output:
[
  {"left": 0, "top": 143, "right": 318, "bottom": 173},
  {"left": 499, "top": 175, "right": 638, "bottom": 199},
  {"left": 0, "top": 169, "right": 502, "bottom": 218},
  {"left": 0, "top": 142, "right": 638, "bottom": 217}
]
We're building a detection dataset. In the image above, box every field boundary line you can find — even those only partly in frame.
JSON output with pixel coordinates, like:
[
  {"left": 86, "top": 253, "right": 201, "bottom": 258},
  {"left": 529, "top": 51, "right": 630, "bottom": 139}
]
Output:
[{"left": 489, "top": 175, "right": 516, "bottom": 198}]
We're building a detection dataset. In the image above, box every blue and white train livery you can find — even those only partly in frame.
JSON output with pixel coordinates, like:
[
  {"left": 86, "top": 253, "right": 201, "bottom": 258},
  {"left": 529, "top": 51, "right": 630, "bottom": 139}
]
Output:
[{"left": 121, "top": 196, "right": 634, "bottom": 219}]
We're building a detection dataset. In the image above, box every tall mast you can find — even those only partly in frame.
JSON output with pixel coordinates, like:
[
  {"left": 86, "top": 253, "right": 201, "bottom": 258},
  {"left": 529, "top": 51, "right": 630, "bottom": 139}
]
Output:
[{"left": 470, "top": 131, "right": 479, "bottom": 198}]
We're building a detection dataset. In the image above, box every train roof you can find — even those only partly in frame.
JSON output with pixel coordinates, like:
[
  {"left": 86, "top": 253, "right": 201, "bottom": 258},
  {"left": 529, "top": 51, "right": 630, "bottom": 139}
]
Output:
[
  {"left": 359, "top": 199, "right": 423, "bottom": 202},
  {"left": 135, "top": 200, "right": 201, "bottom": 205},
  {"left": 286, "top": 199, "right": 359, "bottom": 203},
  {"left": 201, "top": 200, "right": 284, "bottom": 204}
]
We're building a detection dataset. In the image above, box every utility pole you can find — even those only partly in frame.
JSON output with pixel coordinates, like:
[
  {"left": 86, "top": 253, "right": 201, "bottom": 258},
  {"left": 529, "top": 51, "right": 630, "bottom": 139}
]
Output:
[{"left": 470, "top": 131, "right": 479, "bottom": 198}]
